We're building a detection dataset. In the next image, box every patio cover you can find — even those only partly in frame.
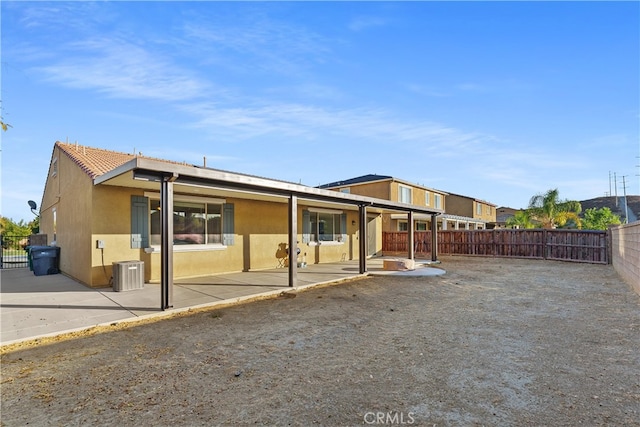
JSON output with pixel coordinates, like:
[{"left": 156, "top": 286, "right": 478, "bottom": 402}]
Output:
[{"left": 95, "top": 157, "right": 443, "bottom": 310}]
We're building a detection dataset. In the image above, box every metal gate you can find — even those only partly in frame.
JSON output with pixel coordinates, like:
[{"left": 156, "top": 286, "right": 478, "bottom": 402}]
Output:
[{"left": 0, "top": 234, "right": 31, "bottom": 269}]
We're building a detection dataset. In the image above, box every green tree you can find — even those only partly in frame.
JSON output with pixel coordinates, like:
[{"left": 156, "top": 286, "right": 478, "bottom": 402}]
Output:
[
  {"left": 0, "top": 216, "right": 38, "bottom": 236},
  {"left": 581, "top": 207, "right": 621, "bottom": 230},
  {"left": 527, "top": 188, "right": 582, "bottom": 229},
  {"left": 505, "top": 210, "right": 535, "bottom": 229}
]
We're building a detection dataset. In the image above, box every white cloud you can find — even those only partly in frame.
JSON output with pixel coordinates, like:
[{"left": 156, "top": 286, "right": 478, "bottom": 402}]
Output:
[
  {"left": 456, "top": 82, "right": 488, "bottom": 92},
  {"left": 406, "top": 84, "right": 450, "bottom": 98},
  {"left": 348, "top": 16, "right": 387, "bottom": 32},
  {"left": 181, "top": 17, "right": 333, "bottom": 75},
  {"left": 35, "top": 38, "right": 209, "bottom": 102}
]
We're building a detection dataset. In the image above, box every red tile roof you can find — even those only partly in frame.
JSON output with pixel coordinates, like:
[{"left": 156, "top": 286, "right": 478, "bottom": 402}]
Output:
[{"left": 55, "top": 141, "right": 186, "bottom": 179}]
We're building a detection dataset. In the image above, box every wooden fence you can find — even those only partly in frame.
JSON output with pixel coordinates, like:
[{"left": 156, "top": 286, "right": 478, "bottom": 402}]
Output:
[{"left": 383, "top": 229, "right": 609, "bottom": 264}]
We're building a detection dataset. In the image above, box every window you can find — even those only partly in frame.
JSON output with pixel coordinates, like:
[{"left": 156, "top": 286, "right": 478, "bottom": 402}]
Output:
[
  {"left": 340, "top": 188, "right": 350, "bottom": 194},
  {"left": 150, "top": 200, "right": 224, "bottom": 246},
  {"left": 434, "top": 194, "right": 443, "bottom": 209},
  {"left": 398, "top": 221, "right": 408, "bottom": 231},
  {"left": 486, "top": 206, "right": 492, "bottom": 215},
  {"left": 416, "top": 222, "right": 428, "bottom": 231},
  {"left": 303, "top": 209, "right": 345, "bottom": 243},
  {"left": 399, "top": 185, "right": 412, "bottom": 204},
  {"left": 425, "top": 191, "right": 430, "bottom": 206},
  {"left": 133, "top": 194, "right": 233, "bottom": 248},
  {"left": 51, "top": 158, "right": 58, "bottom": 177},
  {"left": 476, "top": 203, "right": 482, "bottom": 215}
]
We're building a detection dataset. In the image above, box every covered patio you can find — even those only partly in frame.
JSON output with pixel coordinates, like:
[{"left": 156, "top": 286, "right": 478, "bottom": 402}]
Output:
[{"left": 95, "top": 157, "right": 443, "bottom": 310}]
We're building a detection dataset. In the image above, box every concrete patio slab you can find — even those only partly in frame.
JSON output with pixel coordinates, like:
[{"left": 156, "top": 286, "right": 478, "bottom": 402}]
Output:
[{"left": 1, "top": 258, "right": 445, "bottom": 346}]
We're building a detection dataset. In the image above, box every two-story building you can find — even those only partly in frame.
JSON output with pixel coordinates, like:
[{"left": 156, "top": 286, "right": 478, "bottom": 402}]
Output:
[
  {"left": 318, "top": 174, "right": 492, "bottom": 230},
  {"left": 444, "top": 193, "right": 497, "bottom": 229}
]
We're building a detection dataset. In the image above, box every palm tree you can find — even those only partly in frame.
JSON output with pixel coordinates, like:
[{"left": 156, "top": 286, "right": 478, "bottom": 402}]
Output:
[
  {"left": 505, "top": 210, "right": 535, "bottom": 229},
  {"left": 527, "top": 188, "right": 582, "bottom": 229}
]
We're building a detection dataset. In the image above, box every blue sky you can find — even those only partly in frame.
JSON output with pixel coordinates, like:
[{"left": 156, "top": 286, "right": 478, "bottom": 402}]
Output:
[{"left": 2, "top": 1, "right": 639, "bottom": 223}]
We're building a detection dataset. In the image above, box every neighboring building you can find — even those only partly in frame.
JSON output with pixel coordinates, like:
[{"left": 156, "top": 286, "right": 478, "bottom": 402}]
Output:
[
  {"left": 495, "top": 207, "right": 521, "bottom": 228},
  {"left": 318, "top": 174, "right": 489, "bottom": 230},
  {"left": 445, "top": 193, "right": 497, "bottom": 229},
  {"left": 39, "top": 142, "right": 440, "bottom": 294},
  {"left": 318, "top": 174, "right": 446, "bottom": 232}
]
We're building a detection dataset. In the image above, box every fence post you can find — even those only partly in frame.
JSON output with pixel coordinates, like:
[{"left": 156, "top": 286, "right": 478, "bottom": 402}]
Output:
[
  {"left": 543, "top": 229, "right": 548, "bottom": 260},
  {"left": 606, "top": 227, "right": 612, "bottom": 265}
]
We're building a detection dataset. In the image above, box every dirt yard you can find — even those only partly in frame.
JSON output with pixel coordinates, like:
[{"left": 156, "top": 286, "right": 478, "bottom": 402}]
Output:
[{"left": 1, "top": 257, "right": 639, "bottom": 426}]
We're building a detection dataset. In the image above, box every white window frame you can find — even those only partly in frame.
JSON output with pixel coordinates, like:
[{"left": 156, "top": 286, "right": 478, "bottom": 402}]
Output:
[
  {"left": 434, "top": 194, "right": 443, "bottom": 209},
  {"left": 397, "top": 221, "right": 408, "bottom": 231},
  {"left": 399, "top": 185, "right": 412, "bottom": 204},
  {"left": 476, "top": 203, "right": 482, "bottom": 215},
  {"left": 425, "top": 191, "right": 430, "bottom": 206},
  {"left": 306, "top": 207, "right": 344, "bottom": 246},
  {"left": 144, "top": 192, "right": 227, "bottom": 251}
]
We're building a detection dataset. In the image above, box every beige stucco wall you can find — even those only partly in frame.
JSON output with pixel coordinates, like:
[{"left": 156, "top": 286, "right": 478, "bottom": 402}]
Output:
[
  {"left": 446, "top": 195, "right": 473, "bottom": 217},
  {"left": 476, "top": 203, "right": 496, "bottom": 222},
  {"left": 39, "top": 146, "right": 94, "bottom": 285},
  {"left": 40, "top": 154, "right": 377, "bottom": 287},
  {"left": 338, "top": 181, "right": 444, "bottom": 233},
  {"left": 85, "top": 194, "right": 362, "bottom": 286},
  {"left": 91, "top": 186, "right": 147, "bottom": 286},
  {"left": 445, "top": 195, "right": 496, "bottom": 223},
  {"left": 342, "top": 181, "right": 390, "bottom": 200},
  {"left": 611, "top": 221, "right": 640, "bottom": 295}
]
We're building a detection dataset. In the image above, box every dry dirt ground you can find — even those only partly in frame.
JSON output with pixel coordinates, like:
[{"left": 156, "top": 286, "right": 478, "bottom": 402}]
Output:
[{"left": 1, "top": 256, "right": 639, "bottom": 426}]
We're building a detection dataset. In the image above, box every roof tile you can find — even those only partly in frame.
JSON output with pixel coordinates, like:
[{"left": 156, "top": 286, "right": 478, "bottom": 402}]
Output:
[{"left": 55, "top": 141, "right": 185, "bottom": 179}]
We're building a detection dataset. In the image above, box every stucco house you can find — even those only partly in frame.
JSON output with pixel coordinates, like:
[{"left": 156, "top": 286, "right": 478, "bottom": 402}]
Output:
[
  {"left": 444, "top": 192, "right": 497, "bottom": 229},
  {"left": 495, "top": 207, "right": 521, "bottom": 228},
  {"left": 318, "top": 174, "right": 490, "bottom": 230},
  {"left": 38, "top": 142, "right": 441, "bottom": 308}
]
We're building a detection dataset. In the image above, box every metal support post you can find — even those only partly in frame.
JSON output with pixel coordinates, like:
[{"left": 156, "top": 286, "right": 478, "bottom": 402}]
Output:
[
  {"left": 431, "top": 213, "right": 438, "bottom": 262},
  {"left": 160, "top": 173, "right": 177, "bottom": 310},
  {"left": 408, "top": 211, "right": 414, "bottom": 260},
  {"left": 359, "top": 205, "right": 367, "bottom": 274},
  {"left": 288, "top": 195, "right": 298, "bottom": 287}
]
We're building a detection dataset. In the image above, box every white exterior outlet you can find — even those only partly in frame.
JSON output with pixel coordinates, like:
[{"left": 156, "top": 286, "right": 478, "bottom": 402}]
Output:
[{"left": 96, "top": 240, "right": 105, "bottom": 249}]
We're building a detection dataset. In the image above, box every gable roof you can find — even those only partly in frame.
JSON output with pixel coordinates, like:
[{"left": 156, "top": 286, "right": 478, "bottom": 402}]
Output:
[
  {"left": 446, "top": 191, "right": 497, "bottom": 207},
  {"left": 318, "top": 174, "right": 447, "bottom": 195},
  {"left": 55, "top": 141, "right": 187, "bottom": 179},
  {"left": 317, "top": 174, "right": 394, "bottom": 188}
]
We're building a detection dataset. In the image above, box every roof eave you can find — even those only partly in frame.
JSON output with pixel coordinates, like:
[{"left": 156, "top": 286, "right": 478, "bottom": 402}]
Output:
[{"left": 94, "top": 158, "right": 443, "bottom": 216}]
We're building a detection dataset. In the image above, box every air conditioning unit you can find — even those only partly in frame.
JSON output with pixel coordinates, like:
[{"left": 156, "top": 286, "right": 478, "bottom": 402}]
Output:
[{"left": 112, "top": 260, "right": 144, "bottom": 291}]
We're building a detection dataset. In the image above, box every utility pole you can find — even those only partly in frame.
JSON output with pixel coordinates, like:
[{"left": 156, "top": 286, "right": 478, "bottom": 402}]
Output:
[
  {"left": 609, "top": 171, "right": 612, "bottom": 199},
  {"left": 614, "top": 172, "right": 618, "bottom": 206},
  {"left": 621, "top": 175, "right": 630, "bottom": 224}
]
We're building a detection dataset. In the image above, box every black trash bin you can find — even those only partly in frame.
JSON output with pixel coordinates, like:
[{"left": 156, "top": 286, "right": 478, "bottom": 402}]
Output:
[{"left": 30, "top": 246, "right": 60, "bottom": 276}]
